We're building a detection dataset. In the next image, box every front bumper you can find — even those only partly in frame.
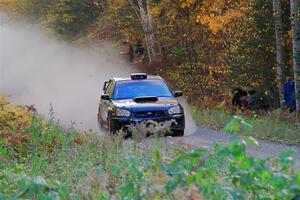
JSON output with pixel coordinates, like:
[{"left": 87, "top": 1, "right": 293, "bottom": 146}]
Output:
[{"left": 111, "top": 114, "right": 185, "bottom": 134}]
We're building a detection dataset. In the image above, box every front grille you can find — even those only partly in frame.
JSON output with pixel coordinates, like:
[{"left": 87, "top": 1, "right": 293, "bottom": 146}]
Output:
[{"left": 134, "top": 110, "right": 166, "bottom": 118}]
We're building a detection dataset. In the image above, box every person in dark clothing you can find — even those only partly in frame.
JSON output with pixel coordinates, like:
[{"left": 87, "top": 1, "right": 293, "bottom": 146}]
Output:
[
  {"left": 121, "top": 40, "right": 134, "bottom": 62},
  {"left": 232, "top": 88, "right": 248, "bottom": 111},
  {"left": 248, "top": 90, "right": 271, "bottom": 110},
  {"left": 248, "top": 90, "right": 258, "bottom": 109},
  {"left": 283, "top": 79, "right": 296, "bottom": 112},
  {"left": 128, "top": 42, "right": 134, "bottom": 62},
  {"left": 135, "top": 40, "right": 144, "bottom": 57}
]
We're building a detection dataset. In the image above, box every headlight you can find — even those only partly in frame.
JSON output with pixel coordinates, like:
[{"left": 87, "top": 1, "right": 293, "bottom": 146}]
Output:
[
  {"left": 168, "top": 105, "right": 181, "bottom": 115},
  {"left": 116, "top": 108, "right": 131, "bottom": 117}
]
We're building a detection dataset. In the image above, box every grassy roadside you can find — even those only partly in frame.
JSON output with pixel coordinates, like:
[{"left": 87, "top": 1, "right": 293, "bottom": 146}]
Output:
[
  {"left": 189, "top": 106, "right": 300, "bottom": 145},
  {"left": 1, "top": 96, "right": 300, "bottom": 199}
]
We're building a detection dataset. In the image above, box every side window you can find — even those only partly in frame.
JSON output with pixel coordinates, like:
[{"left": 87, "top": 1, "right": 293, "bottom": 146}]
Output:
[
  {"left": 105, "top": 81, "right": 114, "bottom": 97},
  {"left": 103, "top": 81, "right": 109, "bottom": 92}
]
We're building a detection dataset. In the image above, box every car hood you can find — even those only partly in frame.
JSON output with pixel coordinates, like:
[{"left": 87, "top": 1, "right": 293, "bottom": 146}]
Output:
[{"left": 112, "top": 97, "right": 178, "bottom": 111}]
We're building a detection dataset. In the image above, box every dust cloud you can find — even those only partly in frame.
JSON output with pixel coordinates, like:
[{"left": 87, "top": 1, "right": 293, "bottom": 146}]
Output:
[
  {"left": 0, "top": 13, "right": 196, "bottom": 134},
  {"left": 0, "top": 14, "right": 132, "bottom": 130}
]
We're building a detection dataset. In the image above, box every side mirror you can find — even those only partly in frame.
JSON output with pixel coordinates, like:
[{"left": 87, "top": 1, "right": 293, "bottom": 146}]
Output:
[
  {"left": 101, "top": 94, "right": 110, "bottom": 101},
  {"left": 174, "top": 91, "right": 183, "bottom": 97},
  {"left": 103, "top": 81, "right": 109, "bottom": 91}
]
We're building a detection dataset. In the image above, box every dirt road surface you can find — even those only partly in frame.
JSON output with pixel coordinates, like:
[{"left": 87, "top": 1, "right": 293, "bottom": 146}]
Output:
[{"left": 172, "top": 127, "right": 300, "bottom": 169}]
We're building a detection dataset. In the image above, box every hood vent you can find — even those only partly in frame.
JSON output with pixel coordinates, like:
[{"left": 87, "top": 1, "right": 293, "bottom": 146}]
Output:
[{"left": 133, "top": 96, "right": 158, "bottom": 103}]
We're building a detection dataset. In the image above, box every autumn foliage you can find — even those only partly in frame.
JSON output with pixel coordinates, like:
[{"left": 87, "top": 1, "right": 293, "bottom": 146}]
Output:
[
  {"left": 0, "top": 0, "right": 296, "bottom": 108},
  {"left": 0, "top": 96, "right": 76, "bottom": 155},
  {"left": 0, "top": 96, "right": 33, "bottom": 148}
]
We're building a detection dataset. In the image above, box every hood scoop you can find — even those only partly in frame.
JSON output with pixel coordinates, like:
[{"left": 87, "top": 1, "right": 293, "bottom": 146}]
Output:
[{"left": 133, "top": 96, "right": 158, "bottom": 103}]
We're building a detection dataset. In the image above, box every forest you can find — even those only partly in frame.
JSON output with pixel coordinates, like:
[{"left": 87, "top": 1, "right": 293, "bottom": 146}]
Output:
[
  {"left": 1, "top": 0, "right": 300, "bottom": 199},
  {"left": 3, "top": 0, "right": 300, "bottom": 112}
]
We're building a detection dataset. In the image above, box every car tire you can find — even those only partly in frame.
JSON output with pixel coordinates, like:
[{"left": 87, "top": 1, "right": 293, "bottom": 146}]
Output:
[
  {"left": 173, "top": 130, "right": 184, "bottom": 137},
  {"left": 107, "top": 112, "right": 116, "bottom": 134},
  {"left": 97, "top": 113, "right": 101, "bottom": 129},
  {"left": 98, "top": 108, "right": 105, "bottom": 130}
]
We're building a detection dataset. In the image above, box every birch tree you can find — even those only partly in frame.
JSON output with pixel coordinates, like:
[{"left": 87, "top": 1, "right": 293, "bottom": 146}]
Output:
[
  {"left": 128, "top": 0, "right": 156, "bottom": 64},
  {"left": 272, "top": 0, "right": 286, "bottom": 103},
  {"left": 290, "top": 0, "right": 300, "bottom": 112}
]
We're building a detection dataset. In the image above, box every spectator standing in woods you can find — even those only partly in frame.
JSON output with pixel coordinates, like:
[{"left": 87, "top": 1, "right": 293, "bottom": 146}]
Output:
[
  {"left": 283, "top": 78, "right": 296, "bottom": 112},
  {"left": 121, "top": 39, "right": 134, "bottom": 63},
  {"left": 135, "top": 39, "right": 144, "bottom": 57},
  {"left": 232, "top": 88, "right": 248, "bottom": 111}
]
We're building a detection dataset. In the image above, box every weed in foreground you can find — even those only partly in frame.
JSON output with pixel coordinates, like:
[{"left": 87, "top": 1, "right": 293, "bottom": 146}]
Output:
[{"left": 1, "top": 99, "right": 300, "bottom": 199}]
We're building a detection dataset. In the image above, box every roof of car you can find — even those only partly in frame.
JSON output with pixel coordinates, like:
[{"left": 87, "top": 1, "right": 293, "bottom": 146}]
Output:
[{"left": 112, "top": 75, "right": 163, "bottom": 82}]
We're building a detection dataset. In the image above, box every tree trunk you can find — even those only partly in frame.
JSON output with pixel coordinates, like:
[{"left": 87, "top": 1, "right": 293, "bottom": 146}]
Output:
[
  {"left": 139, "top": 0, "right": 155, "bottom": 64},
  {"left": 290, "top": 0, "right": 300, "bottom": 112},
  {"left": 128, "top": 0, "right": 156, "bottom": 64},
  {"left": 272, "top": 0, "right": 286, "bottom": 105}
]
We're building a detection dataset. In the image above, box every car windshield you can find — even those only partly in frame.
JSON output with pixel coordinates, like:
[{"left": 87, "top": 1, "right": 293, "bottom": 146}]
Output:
[{"left": 112, "top": 79, "right": 173, "bottom": 100}]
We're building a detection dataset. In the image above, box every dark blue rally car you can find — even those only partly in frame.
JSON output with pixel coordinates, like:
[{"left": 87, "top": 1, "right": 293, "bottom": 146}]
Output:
[{"left": 97, "top": 73, "right": 185, "bottom": 136}]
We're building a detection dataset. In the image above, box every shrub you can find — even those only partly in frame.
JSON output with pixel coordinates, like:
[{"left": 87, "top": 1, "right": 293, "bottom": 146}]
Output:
[{"left": 97, "top": 137, "right": 300, "bottom": 200}]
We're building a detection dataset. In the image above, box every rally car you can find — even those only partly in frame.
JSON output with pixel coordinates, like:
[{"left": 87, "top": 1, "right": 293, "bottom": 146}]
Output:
[{"left": 97, "top": 73, "right": 185, "bottom": 136}]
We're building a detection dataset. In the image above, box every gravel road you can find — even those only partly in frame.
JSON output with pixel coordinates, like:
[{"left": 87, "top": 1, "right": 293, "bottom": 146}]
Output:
[{"left": 172, "top": 127, "right": 300, "bottom": 169}]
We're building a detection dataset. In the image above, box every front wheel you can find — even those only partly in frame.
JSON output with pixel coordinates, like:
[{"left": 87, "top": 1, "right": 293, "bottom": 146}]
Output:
[
  {"left": 97, "top": 108, "right": 105, "bottom": 130},
  {"left": 97, "top": 113, "right": 102, "bottom": 129},
  {"left": 107, "top": 112, "right": 117, "bottom": 134}
]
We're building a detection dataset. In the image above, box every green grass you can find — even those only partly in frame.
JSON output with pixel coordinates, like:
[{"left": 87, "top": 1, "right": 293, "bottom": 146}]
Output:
[
  {"left": 189, "top": 107, "right": 300, "bottom": 145},
  {"left": 1, "top": 115, "right": 300, "bottom": 200}
]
